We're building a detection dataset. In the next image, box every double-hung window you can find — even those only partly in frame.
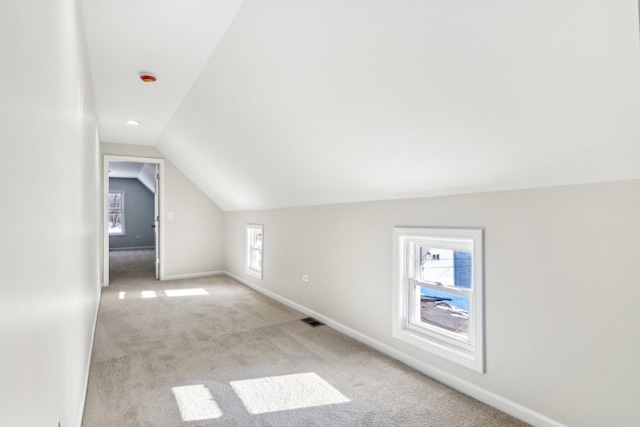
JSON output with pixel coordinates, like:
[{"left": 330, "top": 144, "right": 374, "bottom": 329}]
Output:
[
  {"left": 108, "top": 191, "right": 125, "bottom": 235},
  {"left": 393, "top": 227, "right": 484, "bottom": 372},
  {"left": 246, "top": 224, "right": 263, "bottom": 279}
]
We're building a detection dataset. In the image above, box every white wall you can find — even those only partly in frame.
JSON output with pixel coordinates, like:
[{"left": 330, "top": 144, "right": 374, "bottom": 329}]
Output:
[
  {"left": 224, "top": 180, "right": 640, "bottom": 427},
  {"left": 101, "top": 143, "right": 225, "bottom": 279},
  {"left": 0, "top": 1, "right": 100, "bottom": 426}
]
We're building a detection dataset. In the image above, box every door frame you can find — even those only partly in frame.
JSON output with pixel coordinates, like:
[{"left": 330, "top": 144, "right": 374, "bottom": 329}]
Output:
[{"left": 103, "top": 155, "right": 165, "bottom": 286}]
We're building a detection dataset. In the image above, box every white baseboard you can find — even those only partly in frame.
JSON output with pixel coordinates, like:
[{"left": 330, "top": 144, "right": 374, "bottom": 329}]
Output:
[
  {"left": 162, "top": 270, "right": 225, "bottom": 281},
  {"left": 109, "top": 246, "right": 155, "bottom": 251},
  {"left": 78, "top": 286, "right": 101, "bottom": 427},
  {"left": 224, "top": 271, "right": 565, "bottom": 427}
]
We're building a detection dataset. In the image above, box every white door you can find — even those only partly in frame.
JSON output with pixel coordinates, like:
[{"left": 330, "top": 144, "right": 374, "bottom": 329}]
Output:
[{"left": 154, "top": 164, "right": 160, "bottom": 280}]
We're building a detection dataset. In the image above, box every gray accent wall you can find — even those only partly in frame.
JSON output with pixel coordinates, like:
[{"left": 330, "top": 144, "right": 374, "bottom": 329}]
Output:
[{"left": 109, "top": 178, "right": 155, "bottom": 249}]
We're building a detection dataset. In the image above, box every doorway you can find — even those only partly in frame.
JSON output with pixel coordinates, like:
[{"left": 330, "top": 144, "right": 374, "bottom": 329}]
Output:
[{"left": 103, "top": 155, "right": 164, "bottom": 286}]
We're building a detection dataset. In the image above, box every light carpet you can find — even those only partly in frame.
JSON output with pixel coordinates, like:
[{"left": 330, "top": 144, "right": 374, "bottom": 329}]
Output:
[{"left": 83, "top": 249, "right": 528, "bottom": 426}]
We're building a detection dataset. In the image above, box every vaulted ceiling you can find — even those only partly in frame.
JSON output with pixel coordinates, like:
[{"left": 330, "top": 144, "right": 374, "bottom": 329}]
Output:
[{"left": 82, "top": 0, "right": 640, "bottom": 211}]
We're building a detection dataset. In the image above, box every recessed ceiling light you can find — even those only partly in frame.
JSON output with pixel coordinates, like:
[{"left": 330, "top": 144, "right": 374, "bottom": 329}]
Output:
[{"left": 127, "top": 120, "right": 140, "bottom": 125}]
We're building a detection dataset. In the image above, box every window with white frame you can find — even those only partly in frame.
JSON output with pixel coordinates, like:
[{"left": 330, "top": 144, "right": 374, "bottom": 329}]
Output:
[
  {"left": 246, "top": 224, "right": 263, "bottom": 279},
  {"left": 393, "top": 227, "right": 484, "bottom": 372},
  {"left": 108, "top": 191, "right": 125, "bottom": 235}
]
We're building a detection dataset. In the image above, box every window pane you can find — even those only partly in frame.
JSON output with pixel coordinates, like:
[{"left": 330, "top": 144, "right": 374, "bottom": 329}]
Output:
[
  {"left": 250, "top": 248, "right": 262, "bottom": 271},
  {"left": 109, "top": 213, "right": 122, "bottom": 233},
  {"left": 418, "top": 286, "right": 469, "bottom": 337},
  {"left": 246, "top": 225, "right": 264, "bottom": 278},
  {"left": 252, "top": 230, "right": 263, "bottom": 249},
  {"left": 419, "top": 247, "right": 472, "bottom": 288},
  {"left": 108, "top": 192, "right": 123, "bottom": 234},
  {"left": 109, "top": 193, "right": 122, "bottom": 213}
]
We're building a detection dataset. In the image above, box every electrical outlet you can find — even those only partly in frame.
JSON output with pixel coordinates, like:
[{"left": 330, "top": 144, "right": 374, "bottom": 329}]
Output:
[
  {"left": 179, "top": 254, "right": 188, "bottom": 259},
  {"left": 302, "top": 274, "right": 309, "bottom": 282}
]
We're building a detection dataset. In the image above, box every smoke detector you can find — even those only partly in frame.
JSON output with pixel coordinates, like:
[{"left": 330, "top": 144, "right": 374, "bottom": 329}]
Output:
[{"left": 139, "top": 72, "right": 157, "bottom": 83}]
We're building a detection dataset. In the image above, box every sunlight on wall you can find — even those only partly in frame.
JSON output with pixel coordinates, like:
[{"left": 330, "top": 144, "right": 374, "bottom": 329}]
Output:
[
  {"left": 141, "top": 290, "right": 157, "bottom": 298},
  {"left": 230, "top": 372, "right": 350, "bottom": 414},
  {"left": 165, "top": 288, "right": 209, "bottom": 297},
  {"left": 172, "top": 384, "right": 222, "bottom": 421}
]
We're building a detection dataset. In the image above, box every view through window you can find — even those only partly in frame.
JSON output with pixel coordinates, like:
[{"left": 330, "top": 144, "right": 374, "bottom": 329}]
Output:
[
  {"left": 393, "top": 227, "right": 484, "bottom": 372},
  {"left": 108, "top": 192, "right": 124, "bottom": 235},
  {"left": 246, "top": 224, "right": 263, "bottom": 279},
  {"left": 416, "top": 247, "right": 472, "bottom": 338}
]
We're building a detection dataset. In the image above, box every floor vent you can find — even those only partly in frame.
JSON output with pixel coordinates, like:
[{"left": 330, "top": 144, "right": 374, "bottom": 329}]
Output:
[{"left": 301, "top": 317, "right": 325, "bottom": 327}]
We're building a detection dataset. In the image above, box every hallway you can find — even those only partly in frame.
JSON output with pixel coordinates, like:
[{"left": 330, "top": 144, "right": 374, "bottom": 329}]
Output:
[
  {"left": 82, "top": 257, "right": 525, "bottom": 426},
  {"left": 108, "top": 249, "right": 156, "bottom": 282}
]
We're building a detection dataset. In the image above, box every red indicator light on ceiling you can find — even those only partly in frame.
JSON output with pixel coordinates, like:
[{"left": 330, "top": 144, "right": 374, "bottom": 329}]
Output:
[{"left": 139, "top": 73, "right": 157, "bottom": 83}]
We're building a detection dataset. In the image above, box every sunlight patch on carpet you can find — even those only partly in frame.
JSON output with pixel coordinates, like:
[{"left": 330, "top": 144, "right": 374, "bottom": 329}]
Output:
[
  {"left": 172, "top": 384, "right": 222, "bottom": 421},
  {"left": 230, "top": 372, "right": 350, "bottom": 414},
  {"left": 141, "top": 291, "right": 157, "bottom": 298},
  {"left": 165, "top": 288, "right": 209, "bottom": 297}
]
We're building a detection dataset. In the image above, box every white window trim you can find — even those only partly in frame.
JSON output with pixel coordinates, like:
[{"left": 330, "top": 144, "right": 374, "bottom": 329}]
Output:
[
  {"left": 246, "top": 224, "right": 263, "bottom": 279},
  {"left": 392, "top": 227, "right": 484, "bottom": 373},
  {"left": 108, "top": 190, "right": 125, "bottom": 236}
]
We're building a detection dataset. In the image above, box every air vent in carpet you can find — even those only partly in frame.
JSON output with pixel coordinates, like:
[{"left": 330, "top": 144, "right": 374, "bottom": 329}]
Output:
[{"left": 301, "top": 317, "right": 324, "bottom": 327}]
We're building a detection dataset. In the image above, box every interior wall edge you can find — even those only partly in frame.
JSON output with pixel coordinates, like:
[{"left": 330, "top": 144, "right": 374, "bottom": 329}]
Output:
[
  {"left": 76, "top": 292, "right": 101, "bottom": 427},
  {"left": 109, "top": 246, "right": 155, "bottom": 251}
]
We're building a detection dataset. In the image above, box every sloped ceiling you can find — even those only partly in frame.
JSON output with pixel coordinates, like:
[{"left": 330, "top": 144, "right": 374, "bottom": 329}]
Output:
[
  {"left": 109, "top": 161, "right": 156, "bottom": 193},
  {"left": 82, "top": 0, "right": 246, "bottom": 146},
  {"left": 84, "top": 0, "right": 640, "bottom": 211}
]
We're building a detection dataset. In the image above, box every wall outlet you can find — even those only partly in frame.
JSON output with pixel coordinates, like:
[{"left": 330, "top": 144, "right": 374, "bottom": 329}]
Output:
[
  {"left": 302, "top": 274, "right": 309, "bottom": 282},
  {"left": 179, "top": 254, "right": 188, "bottom": 259}
]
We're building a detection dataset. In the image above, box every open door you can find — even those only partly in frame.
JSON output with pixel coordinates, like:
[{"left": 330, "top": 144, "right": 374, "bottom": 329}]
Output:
[{"left": 154, "top": 164, "right": 160, "bottom": 280}]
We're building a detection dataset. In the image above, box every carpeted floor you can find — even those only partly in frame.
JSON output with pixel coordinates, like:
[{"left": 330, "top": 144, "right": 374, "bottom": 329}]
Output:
[
  {"left": 83, "top": 249, "right": 528, "bottom": 426},
  {"left": 108, "top": 248, "right": 157, "bottom": 281}
]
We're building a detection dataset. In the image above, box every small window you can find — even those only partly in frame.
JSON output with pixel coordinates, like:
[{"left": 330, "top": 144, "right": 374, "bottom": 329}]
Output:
[
  {"left": 246, "top": 224, "right": 263, "bottom": 279},
  {"left": 393, "top": 227, "right": 484, "bottom": 372},
  {"left": 108, "top": 192, "right": 125, "bottom": 235}
]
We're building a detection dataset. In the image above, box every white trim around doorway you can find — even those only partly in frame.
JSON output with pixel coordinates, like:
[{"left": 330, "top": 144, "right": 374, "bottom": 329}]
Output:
[{"left": 103, "top": 155, "right": 165, "bottom": 286}]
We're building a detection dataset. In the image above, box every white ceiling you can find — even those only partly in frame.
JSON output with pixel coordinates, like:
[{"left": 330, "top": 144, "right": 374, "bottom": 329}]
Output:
[
  {"left": 109, "top": 161, "right": 144, "bottom": 179},
  {"left": 84, "top": 1, "right": 640, "bottom": 211},
  {"left": 82, "top": 0, "right": 246, "bottom": 145}
]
